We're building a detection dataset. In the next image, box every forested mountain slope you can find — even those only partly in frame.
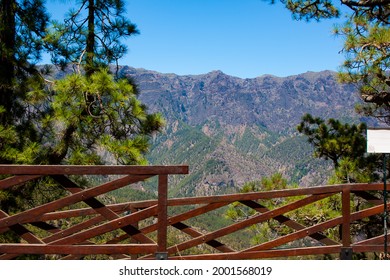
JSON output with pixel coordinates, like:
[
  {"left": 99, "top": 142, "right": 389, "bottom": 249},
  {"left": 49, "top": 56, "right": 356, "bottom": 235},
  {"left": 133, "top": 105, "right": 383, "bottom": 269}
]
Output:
[{"left": 120, "top": 67, "right": 371, "bottom": 196}]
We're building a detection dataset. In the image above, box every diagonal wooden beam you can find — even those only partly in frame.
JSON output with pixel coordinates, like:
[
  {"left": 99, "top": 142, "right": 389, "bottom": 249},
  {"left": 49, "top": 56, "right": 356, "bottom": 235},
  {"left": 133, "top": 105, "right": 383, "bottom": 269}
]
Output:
[
  {"left": 240, "top": 200, "right": 339, "bottom": 245},
  {"left": 0, "top": 175, "right": 150, "bottom": 229},
  {"left": 0, "top": 175, "right": 155, "bottom": 258},
  {"left": 244, "top": 217, "right": 343, "bottom": 253},
  {"left": 352, "top": 232, "right": 390, "bottom": 253},
  {"left": 94, "top": 201, "right": 236, "bottom": 259},
  {"left": 0, "top": 210, "right": 46, "bottom": 260},
  {"left": 48, "top": 205, "right": 158, "bottom": 246},
  {"left": 1, "top": 205, "right": 159, "bottom": 258},
  {"left": 42, "top": 216, "right": 105, "bottom": 243},
  {"left": 169, "top": 202, "right": 235, "bottom": 253},
  {"left": 0, "top": 211, "right": 52, "bottom": 240},
  {"left": 33, "top": 175, "right": 158, "bottom": 258},
  {"left": 242, "top": 200, "right": 389, "bottom": 253},
  {"left": 167, "top": 193, "right": 332, "bottom": 254},
  {"left": 28, "top": 201, "right": 156, "bottom": 221},
  {"left": 353, "top": 191, "right": 383, "bottom": 205},
  {"left": 52, "top": 175, "right": 155, "bottom": 244},
  {"left": 142, "top": 202, "right": 230, "bottom": 234},
  {"left": 0, "top": 175, "right": 42, "bottom": 190},
  {"left": 0, "top": 215, "right": 62, "bottom": 235},
  {"left": 353, "top": 234, "right": 389, "bottom": 246},
  {"left": 172, "top": 222, "right": 234, "bottom": 253},
  {"left": 135, "top": 201, "right": 235, "bottom": 258}
]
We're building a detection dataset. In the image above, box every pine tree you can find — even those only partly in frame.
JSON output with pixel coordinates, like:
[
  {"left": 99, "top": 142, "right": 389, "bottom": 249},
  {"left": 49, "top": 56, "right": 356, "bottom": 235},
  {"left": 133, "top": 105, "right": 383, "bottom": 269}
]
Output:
[
  {"left": 46, "top": 0, "right": 139, "bottom": 76},
  {"left": 42, "top": 69, "right": 165, "bottom": 165},
  {"left": 272, "top": 0, "right": 388, "bottom": 22},
  {"left": 335, "top": 11, "right": 390, "bottom": 124},
  {"left": 297, "top": 114, "right": 367, "bottom": 168},
  {"left": 1, "top": 0, "right": 164, "bottom": 227},
  {"left": 30, "top": 0, "right": 164, "bottom": 165},
  {"left": 297, "top": 113, "right": 380, "bottom": 182},
  {"left": 0, "top": 0, "right": 49, "bottom": 164}
]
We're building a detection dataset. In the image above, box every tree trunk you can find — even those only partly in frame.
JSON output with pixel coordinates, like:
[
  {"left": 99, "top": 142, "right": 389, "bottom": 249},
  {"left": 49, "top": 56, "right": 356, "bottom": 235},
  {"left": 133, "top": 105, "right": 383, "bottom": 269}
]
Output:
[
  {"left": 86, "top": 0, "right": 95, "bottom": 76},
  {"left": 0, "top": 0, "right": 16, "bottom": 124}
]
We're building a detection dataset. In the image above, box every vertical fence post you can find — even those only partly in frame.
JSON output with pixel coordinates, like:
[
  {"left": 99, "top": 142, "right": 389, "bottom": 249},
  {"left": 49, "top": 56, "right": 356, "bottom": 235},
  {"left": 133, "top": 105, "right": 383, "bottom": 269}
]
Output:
[
  {"left": 156, "top": 174, "right": 168, "bottom": 260},
  {"left": 340, "top": 188, "right": 352, "bottom": 260},
  {"left": 383, "top": 154, "right": 388, "bottom": 259}
]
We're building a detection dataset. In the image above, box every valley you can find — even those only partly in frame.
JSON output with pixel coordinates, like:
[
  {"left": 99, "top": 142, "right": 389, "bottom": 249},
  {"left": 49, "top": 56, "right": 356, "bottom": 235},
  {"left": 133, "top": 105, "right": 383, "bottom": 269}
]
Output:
[{"left": 118, "top": 67, "right": 372, "bottom": 196}]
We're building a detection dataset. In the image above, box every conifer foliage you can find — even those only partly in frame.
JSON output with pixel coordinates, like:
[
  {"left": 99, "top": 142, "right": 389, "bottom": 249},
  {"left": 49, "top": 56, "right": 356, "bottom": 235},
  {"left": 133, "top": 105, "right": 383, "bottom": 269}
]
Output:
[
  {"left": 46, "top": 0, "right": 139, "bottom": 75},
  {"left": 272, "top": 0, "right": 390, "bottom": 123},
  {"left": 297, "top": 113, "right": 380, "bottom": 183},
  {"left": 0, "top": 0, "right": 49, "bottom": 164},
  {"left": 0, "top": 0, "right": 164, "bottom": 166},
  {"left": 297, "top": 113, "right": 367, "bottom": 169},
  {"left": 0, "top": 0, "right": 164, "bottom": 217}
]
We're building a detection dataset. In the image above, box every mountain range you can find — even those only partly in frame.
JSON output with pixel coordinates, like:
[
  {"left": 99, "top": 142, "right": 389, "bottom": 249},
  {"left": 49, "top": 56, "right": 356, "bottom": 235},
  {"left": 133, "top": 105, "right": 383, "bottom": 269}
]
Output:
[{"left": 118, "top": 67, "right": 371, "bottom": 197}]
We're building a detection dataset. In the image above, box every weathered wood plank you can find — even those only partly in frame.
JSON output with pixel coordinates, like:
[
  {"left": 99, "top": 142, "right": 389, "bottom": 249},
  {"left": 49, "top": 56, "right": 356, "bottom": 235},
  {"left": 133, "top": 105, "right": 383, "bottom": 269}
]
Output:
[
  {"left": 0, "top": 165, "right": 189, "bottom": 175},
  {"left": 172, "top": 222, "right": 235, "bottom": 253},
  {"left": 142, "top": 202, "right": 229, "bottom": 234},
  {"left": 101, "top": 202, "right": 235, "bottom": 256},
  {"left": 165, "top": 246, "right": 342, "bottom": 260},
  {"left": 353, "top": 233, "right": 390, "bottom": 246},
  {"left": 342, "top": 189, "right": 351, "bottom": 247},
  {"left": 145, "top": 183, "right": 384, "bottom": 206},
  {"left": 49, "top": 205, "right": 158, "bottom": 246},
  {"left": 157, "top": 175, "right": 168, "bottom": 252},
  {"left": 33, "top": 201, "right": 156, "bottom": 221},
  {"left": 0, "top": 211, "right": 45, "bottom": 260},
  {"left": 0, "top": 175, "right": 151, "bottom": 229},
  {"left": 0, "top": 244, "right": 157, "bottom": 255},
  {"left": 353, "top": 245, "right": 388, "bottom": 253},
  {"left": 0, "top": 163, "right": 387, "bottom": 260},
  {"left": 43, "top": 216, "right": 105, "bottom": 243},
  {"left": 240, "top": 200, "right": 339, "bottom": 246},
  {"left": 167, "top": 193, "right": 332, "bottom": 254},
  {"left": 353, "top": 191, "right": 383, "bottom": 205},
  {"left": 52, "top": 175, "right": 155, "bottom": 244},
  {"left": 0, "top": 175, "right": 42, "bottom": 190},
  {"left": 42, "top": 183, "right": 382, "bottom": 211},
  {"left": 244, "top": 201, "right": 389, "bottom": 253}
]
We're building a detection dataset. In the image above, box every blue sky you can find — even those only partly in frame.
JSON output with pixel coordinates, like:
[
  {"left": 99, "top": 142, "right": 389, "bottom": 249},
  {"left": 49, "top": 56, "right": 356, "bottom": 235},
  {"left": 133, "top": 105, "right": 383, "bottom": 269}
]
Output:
[{"left": 47, "top": 0, "right": 347, "bottom": 78}]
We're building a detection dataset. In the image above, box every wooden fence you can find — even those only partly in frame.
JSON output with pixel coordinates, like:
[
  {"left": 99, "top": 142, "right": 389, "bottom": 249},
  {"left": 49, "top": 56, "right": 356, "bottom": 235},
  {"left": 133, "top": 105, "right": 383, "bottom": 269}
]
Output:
[{"left": 0, "top": 165, "right": 389, "bottom": 260}]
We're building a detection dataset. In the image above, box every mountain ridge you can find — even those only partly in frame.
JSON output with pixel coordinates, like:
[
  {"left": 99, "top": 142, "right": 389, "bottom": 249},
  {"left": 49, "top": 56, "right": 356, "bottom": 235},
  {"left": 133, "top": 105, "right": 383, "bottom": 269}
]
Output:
[
  {"left": 119, "top": 66, "right": 363, "bottom": 130},
  {"left": 45, "top": 64, "right": 371, "bottom": 195},
  {"left": 113, "top": 66, "right": 372, "bottom": 196}
]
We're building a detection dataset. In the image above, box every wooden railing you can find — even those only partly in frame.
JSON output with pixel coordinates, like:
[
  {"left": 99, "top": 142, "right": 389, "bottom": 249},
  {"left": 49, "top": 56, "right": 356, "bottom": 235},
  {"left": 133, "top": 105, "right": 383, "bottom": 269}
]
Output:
[
  {"left": 0, "top": 165, "right": 389, "bottom": 260},
  {"left": 0, "top": 165, "right": 188, "bottom": 260}
]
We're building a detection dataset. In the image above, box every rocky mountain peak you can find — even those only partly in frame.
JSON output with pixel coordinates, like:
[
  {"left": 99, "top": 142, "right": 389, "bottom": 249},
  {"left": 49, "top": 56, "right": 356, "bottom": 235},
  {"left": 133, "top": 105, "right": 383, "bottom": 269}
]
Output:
[
  {"left": 119, "top": 66, "right": 364, "bottom": 131},
  {"left": 111, "top": 66, "right": 377, "bottom": 195}
]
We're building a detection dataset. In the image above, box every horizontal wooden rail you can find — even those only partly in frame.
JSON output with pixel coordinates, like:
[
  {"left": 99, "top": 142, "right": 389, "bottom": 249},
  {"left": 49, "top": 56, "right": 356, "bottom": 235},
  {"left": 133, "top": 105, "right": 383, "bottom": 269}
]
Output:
[
  {"left": 0, "top": 244, "right": 157, "bottom": 255},
  {"left": 167, "top": 245, "right": 343, "bottom": 260},
  {"left": 139, "top": 183, "right": 385, "bottom": 206},
  {"left": 0, "top": 165, "right": 189, "bottom": 175}
]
